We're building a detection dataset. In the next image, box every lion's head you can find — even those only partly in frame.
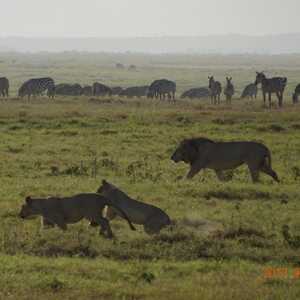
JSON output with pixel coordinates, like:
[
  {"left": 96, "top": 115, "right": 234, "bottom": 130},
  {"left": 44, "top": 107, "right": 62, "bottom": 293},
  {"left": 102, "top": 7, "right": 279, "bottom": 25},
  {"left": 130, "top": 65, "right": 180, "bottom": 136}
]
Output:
[
  {"left": 97, "top": 179, "right": 114, "bottom": 196},
  {"left": 19, "top": 196, "right": 39, "bottom": 219},
  {"left": 171, "top": 138, "right": 214, "bottom": 164}
]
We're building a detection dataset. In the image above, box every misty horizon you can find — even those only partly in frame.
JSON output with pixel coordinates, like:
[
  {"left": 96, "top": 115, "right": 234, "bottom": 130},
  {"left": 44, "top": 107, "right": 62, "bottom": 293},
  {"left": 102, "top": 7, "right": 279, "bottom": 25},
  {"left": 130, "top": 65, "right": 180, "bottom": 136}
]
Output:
[{"left": 1, "top": 33, "right": 300, "bottom": 54}]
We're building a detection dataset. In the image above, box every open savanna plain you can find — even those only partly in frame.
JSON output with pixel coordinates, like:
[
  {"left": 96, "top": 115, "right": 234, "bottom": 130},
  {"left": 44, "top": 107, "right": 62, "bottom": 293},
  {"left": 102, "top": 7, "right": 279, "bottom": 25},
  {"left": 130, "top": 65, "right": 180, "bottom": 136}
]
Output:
[{"left": 0, "top": 52, "right": 300, "bottom": 299}]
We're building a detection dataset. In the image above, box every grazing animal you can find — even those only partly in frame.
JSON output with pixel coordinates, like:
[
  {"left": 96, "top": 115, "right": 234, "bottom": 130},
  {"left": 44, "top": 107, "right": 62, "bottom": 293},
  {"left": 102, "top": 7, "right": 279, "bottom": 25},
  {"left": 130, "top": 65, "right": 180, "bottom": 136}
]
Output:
[
  {"left": 208, "top": 76, "right": 222, "bottom": 104},
  {"left": 120, "top": 86, "right": 149, "bottom": 97},
  {"left": 148, "top": 79, "right": 176, "bottom": 101},
  {"left": 96, "top": 180, "right": 171, "bottom": 235},
  {"left": 51, "top": 83, "right": 82, "bottom": 96},
  {"left": 0, "top": 77, "right": 9, "bottom": 97},
  {"left": 241, "top": 83, "right": 258, "bottom": 99},
  {"left": 171, "top": 137, "right": 279, "bottom": 183},
  {"left": 18, "top": 77, "right": 55, "bottom": 99},
  {"left": 116, "top": 63, "right": 125, "bottom": 69},
  {"left": 180, "top": 87, "right": 210, "bottom": 99},
  {"left": 48, "top": 83, "right": 82, "bottom": 96},
  {"left": 92, "top": 82, "right": 112, "bottom": 96},
  {"left": 128, "top": 64, "right": 137, "bottom": 71},
  {"left": 292, "top": 84, "right": 300, "bottom": 104},
  {"left": 111, "top": 86, "right": 124, "bottom": 96},
  {"left": 255, "top": 72, "right": 287, "bottom": 108},
  {"left": 224, "top": 77, "right": 235, "bottom": 104},
  {"left": 81, "top": 85, "right": 93, "bottom": 96},
  {"left": 19, "top": 194, "right": 136, "bottom": 238}
]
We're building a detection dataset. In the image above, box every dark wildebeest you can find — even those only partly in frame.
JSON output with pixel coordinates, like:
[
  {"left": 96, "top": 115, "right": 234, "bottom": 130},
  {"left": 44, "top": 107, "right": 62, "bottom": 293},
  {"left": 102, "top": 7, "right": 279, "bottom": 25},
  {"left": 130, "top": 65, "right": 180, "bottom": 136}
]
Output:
[
  {"left": 18, "top": 77, "right": 55, "bottom": 100},
  {"left": 53, "top": 83, "right": 82, "bottom": 96},
  {"left": 181, "top": 87, "right": 210, "bottom": 99},
  {"left": 92, "top": 82, "right": 112, "bottom": 96},
  {"left": 120, "top": 86, "right": 149, "bottom": 98},
  {"left": 81, "top": 85, "right": 93, "bottom": 96},
  {"left": 0, "top": 77, "right": 9, "bottom": 97},
  {"left": 111, "top": 86, "right": 124, "bottom": 96},
  {"left": 208, "top": 76, "right": 222, "bottom": 105},
  {"left": 240, "top": 83, "right": 258, "bottom": 99},
  {"left": 224, "top": 77, "right": 235, "bottom": 104},
  {"left": 116, "top": 63, "right": 125, "bottom": 69},
  {"left": 171, "top": 137, "right": 279, "bottom": 183},
  {"left": 128, "top": 65, "right": 137, "bottom": 71},
  {"left": 292, "top": 84, "right": 300, "bottom": 104},
  {"left": 255, "top": 72, "right": 287, "bottom": 108},
  {"left": 148, "top": 79, "right": 176, "bottom": 101}
]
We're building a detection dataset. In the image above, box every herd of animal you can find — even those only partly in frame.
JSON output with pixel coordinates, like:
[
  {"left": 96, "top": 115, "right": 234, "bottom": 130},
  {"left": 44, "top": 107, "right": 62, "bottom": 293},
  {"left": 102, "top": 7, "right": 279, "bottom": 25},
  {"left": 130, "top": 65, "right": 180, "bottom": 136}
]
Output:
[
  {"left": 0, "top": 69, "right": 295, "bottom": 238},
  {"left": 0, "top": 71, "right": 299, "bottom": 107},
  {"left": 19, "top": 137, "right": 280, "bottom": 238}
]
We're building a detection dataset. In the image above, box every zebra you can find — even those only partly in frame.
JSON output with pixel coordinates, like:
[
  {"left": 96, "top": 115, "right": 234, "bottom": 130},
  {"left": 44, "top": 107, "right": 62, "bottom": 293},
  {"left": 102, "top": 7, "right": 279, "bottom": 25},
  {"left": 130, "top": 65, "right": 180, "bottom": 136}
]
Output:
[
  {"left": 147, "top": 79, "right": 176, "bottom": 101},
  {"left": 181, "top": 87, "right": 210, "bottom": 99},
  {"left": 18, "top": 77, "right": 55, "bottom": 99},
  {"left": 208, "top": 76, "right": 222, "bottom": 105},
  {"left": 224, "top": 77, "right": 235, "bottom": 104},
  {"left": 255, "top": 72, "right": 287, "bottom": 108},
  {"left": 0, "top": 77, "right": 9, "bottom": 97},
  {"left": 292, "top": 84, "right": 300, "bottom": 104},
  {"left": 92, "top": 82, "right": 112, "bottom": 96},
  {"left": 120, "top": 86, "right": 149, "bottom": 98},
  {"left": 240, "top": 83, "right": 258, "bottom": 100}
]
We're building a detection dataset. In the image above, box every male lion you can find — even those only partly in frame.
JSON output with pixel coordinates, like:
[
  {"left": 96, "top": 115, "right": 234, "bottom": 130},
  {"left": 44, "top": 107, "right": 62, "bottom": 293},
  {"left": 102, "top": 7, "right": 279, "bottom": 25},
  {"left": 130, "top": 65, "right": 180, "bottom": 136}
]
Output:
[
  {"left": 171, "top": 137, "right": 279, "bottom": 183},
  {"left": 19, "top": 193, "right": 136, "bottom": 238},
  {"left": 96, "top": 180, "right": 171, "bottom": 234}
]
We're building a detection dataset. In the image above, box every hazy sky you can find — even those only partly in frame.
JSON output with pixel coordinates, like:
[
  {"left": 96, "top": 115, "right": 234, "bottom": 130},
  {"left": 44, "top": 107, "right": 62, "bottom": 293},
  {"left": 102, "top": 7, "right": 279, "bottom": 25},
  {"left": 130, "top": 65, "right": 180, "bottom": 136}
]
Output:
[{"left": 1, "top": 0, "right": 299, "bottom": 37}]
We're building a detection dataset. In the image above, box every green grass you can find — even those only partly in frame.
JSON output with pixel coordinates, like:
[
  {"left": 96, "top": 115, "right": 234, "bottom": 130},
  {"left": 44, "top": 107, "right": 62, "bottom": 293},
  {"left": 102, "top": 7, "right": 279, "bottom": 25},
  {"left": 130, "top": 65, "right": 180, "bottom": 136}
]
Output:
[{"left": 0, "top": 53, "right": 300, "bottom": 299}]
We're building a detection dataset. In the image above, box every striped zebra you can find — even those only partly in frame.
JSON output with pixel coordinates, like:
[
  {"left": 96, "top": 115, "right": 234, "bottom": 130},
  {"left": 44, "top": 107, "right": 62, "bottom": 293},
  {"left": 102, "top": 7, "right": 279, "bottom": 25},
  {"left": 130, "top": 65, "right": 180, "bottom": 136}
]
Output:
[
  {"left": 224, "top": 77, "right": 235, "bottom": 104},
  {"left": 208, "top": 76, "right": 222, "bottom": 105},
  {"left": 147, "top": 79, "right": 176, "bottom": 101},
  {"left": 240, "top": 83, "right": 257, "bottom": 99},
  {"left": 255, "top": 72, "right": 287, "bottom": 108},
  {"left": 0, "top": 77, "right": 9, "bottom": 97},
  {"left": 18, "top": 77, "right": 55, "bottom": 99},
  {"left": 292, "top": 84, "right": 300, "bottom": 104}
]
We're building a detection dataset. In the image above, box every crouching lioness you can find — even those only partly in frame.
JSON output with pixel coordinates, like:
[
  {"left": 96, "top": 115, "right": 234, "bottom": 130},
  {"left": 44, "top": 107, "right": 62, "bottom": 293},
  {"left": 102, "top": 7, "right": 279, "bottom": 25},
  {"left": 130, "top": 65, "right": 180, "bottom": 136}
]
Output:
[
  {"left": 171, "top": 137, "right": 279, "bottom": 183},
  {"left": 19, "top": 193, "right": 136, "bottom": 238},
  {"left": 96, "top": 180, "right": 171, "bottom": 234}
]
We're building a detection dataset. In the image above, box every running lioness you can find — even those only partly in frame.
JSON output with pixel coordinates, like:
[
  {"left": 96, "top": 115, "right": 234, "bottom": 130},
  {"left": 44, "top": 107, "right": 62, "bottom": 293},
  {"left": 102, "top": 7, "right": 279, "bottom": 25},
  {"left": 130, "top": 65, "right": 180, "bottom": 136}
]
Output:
[
  {"left": 171, "top": 137, "right": 279, "bottom": 183},
  {"left": 96, "top": 180, "right": 171, "bottom": 234},
  {"left": 19, "top": 193, "right": 136, "bottom": 238}
]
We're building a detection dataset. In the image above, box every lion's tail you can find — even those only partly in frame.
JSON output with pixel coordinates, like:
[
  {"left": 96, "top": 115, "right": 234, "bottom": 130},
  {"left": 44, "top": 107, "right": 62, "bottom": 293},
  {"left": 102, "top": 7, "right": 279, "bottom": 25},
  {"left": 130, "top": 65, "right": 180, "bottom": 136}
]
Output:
[{"left": 106, "top": 201, "right": 136, "bottom": 231}]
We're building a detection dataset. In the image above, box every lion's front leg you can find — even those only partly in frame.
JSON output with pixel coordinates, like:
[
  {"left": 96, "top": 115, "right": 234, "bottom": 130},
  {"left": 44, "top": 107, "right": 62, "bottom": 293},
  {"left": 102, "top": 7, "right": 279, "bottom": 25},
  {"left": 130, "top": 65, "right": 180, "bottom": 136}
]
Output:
[{"left": 186, "top": 160, "right": 206, "bottom": 179}]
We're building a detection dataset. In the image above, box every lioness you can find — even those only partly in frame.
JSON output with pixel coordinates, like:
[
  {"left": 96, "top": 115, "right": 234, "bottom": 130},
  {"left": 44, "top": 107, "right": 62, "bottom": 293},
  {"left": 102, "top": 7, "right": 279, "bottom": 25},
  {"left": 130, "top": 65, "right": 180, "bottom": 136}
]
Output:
[
  {"left": 96, "top": 180, "right": 171, "bottom": 234},
  {"left": 19, "top": 193, "right": 136, "bottom": 238},
  {"left": 171, "top": 137, "right": 279, "bottom": 183}
]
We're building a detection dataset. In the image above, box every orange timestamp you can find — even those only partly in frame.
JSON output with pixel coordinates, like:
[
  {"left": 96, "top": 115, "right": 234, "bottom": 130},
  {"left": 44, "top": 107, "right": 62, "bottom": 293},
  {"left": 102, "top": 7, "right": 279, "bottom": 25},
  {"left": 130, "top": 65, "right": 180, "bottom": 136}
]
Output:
[{"left": 263, "top": 267, "right": 300, "bottom": 280}]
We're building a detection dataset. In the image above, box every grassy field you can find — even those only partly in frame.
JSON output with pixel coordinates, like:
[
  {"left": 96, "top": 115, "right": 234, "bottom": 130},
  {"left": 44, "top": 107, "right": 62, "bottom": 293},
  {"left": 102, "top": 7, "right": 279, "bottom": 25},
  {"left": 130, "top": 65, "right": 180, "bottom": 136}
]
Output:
[{"left": 0, "top": 53, "right": 300, "bottom": 299}]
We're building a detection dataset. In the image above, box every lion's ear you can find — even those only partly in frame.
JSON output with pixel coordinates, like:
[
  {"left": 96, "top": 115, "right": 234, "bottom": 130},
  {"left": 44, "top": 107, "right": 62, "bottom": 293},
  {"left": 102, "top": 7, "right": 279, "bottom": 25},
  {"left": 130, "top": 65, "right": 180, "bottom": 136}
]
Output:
[{"left": 25, "top": 196, "right": 32, "bottom": 205}]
